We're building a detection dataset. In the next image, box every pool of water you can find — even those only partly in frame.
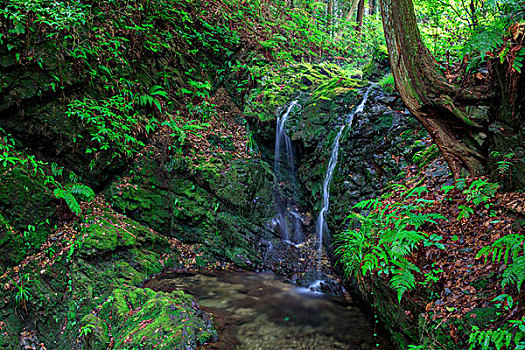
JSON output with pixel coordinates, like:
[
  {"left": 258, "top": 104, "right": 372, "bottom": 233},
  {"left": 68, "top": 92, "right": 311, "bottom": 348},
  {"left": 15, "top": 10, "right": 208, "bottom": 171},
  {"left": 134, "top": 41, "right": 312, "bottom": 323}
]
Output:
[{"left": 145, "top": 271, "right": 391, "bottom": 350}]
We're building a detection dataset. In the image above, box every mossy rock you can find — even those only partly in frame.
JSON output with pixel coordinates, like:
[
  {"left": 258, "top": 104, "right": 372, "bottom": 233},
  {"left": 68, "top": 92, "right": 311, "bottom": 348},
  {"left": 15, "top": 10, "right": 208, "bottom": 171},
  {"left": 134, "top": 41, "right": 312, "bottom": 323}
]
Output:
[
  {"left": 0, "top": 213, "right": 24, "bottom": 273},
  {"left": 107, "top": 153, "right": 218, "bottom": 243},
  {"left": 210, "top": 158, "right": 275, "bottom": 221},
  {"left": 363, "top": 45, "right": 390, "bottom": 81},
  {"left": 81, "top": 207, "right": 171, "bottom": 255},
  {"left": 0, "top": 163, "right": 56, "bottom": 271},
  {"left": 0, "top": 206, "right": 181, "bottom": 349},
  {"left": 81, "top": 287, "right": 217, "bottom": 350}
]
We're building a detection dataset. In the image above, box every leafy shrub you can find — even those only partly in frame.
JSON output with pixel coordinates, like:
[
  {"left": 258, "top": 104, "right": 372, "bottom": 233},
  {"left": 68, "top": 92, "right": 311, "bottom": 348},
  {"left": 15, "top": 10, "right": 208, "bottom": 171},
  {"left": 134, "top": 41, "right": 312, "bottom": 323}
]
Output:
[
  {"left": 378, "top": 74, "right": 395, "bottom": 93},
  {"left": 335, "top": 184, "right": 447, "bottom": 302},
  {"left": 66, "top": 93, "right": 160, "bottom": 164}
]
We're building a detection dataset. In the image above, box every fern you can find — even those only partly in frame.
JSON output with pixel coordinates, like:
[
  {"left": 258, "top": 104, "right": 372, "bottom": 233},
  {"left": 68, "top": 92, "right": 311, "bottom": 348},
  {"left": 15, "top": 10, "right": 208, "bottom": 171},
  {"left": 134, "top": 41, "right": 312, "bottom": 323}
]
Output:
[
  {"left": 53, "top": 183, "right": 95, "bottom": 216},
  {"left": 54, "top": 188, "right": 81, "bottom": 215},
  {"left": 405, "top": 185, "right": 429, "bottom": 198},
  {"left": 336, "top": 183, "right": 447, "bottom": 302},
  {"left": 137, "top": 85, "right": 167, "bottom": 113},
  {"left": 513, "top": 48, "right": 525, "bottom": 73},
  {"left": 502, "top": 255, "right": 525, "bottom": 291},
  {"left": 468, "top": 325, "right": 517, "bottom": 350},
  {"left": 463, "top": 24, "right": 505, "bottom": 61},
  {"left": 477, "top": 233, "right": 525, "bottom": 291},
  {"left": 390, "top": 267, "right": 417, "bottom": 303},
  {"left": 66, "top": 183, "right": 95, "bottom": 200},
  {"left": 477, "top": 233, "right": 524, "bottom": 264}
]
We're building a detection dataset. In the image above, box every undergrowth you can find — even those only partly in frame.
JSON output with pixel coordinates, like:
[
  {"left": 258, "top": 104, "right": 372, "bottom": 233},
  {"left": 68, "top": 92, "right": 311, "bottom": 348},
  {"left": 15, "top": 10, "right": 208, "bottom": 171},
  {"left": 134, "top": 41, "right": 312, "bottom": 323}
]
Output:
[{"left": 335, "top": 183, "right": 447, "bottom": 303}]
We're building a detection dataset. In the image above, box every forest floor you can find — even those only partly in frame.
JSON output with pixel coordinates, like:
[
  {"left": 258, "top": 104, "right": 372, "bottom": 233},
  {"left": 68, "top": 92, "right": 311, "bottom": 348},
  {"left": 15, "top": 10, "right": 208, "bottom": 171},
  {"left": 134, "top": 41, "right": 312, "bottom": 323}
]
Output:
[{"left": 374, "top": 155, "right": 525, "bottom": 347}]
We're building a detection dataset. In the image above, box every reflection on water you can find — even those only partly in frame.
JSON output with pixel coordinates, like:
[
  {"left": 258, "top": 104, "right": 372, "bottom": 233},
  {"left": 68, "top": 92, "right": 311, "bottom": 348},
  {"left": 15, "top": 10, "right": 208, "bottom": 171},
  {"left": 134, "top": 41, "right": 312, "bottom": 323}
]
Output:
[{"left": 145, "top": 271, "right": 391, "bottom": 350}]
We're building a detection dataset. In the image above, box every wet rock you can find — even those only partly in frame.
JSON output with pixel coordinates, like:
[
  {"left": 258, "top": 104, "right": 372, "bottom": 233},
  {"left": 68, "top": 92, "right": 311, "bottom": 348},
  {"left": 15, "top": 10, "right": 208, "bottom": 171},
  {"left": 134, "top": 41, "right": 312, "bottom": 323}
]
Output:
[
  {"left": 377, "top": 96, "right": 397, "bottom": 105},
  {"left": 19, "top": 329, "right": 46, "bottom": 350}
]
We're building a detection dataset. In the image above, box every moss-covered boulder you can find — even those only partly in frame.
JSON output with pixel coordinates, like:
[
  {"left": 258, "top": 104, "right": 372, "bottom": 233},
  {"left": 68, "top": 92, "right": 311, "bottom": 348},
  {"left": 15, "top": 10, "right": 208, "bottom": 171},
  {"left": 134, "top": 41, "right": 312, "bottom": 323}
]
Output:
[
  {"left": 107, "top": 136, "right": 277, "bottom": 267},
  {"left": 0, "top": 206, "right": 194, "bottom": 350},
  {"left": 0, "top": 160, "right": 57, "bottom": 272},
  {"left": 81, "top": 287, "right": 217, "bottom": 350}
]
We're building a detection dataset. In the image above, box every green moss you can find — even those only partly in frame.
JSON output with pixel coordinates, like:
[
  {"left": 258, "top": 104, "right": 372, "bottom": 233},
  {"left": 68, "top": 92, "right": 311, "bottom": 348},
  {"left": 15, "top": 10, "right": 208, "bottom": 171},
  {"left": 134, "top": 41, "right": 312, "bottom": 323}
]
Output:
[
  {"left": 0, "top": 163, "right": 56, "bottom": 270},
  {"left": 363, "top": 45, "right": 391, "bottom": 81},
  {"left": 80, "top": 314, "right": 110, "bottom": 349},
  {"left": 83, "top": 287, "right": 217, "bottom": 350},
  {"left": 81, "top": 208, "right": 170, "bottom": 253}
]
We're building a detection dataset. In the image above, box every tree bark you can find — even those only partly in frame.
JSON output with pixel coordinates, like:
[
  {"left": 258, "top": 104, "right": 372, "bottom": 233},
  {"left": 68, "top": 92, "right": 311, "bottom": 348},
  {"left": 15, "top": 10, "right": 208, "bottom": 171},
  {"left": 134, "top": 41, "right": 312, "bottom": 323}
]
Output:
[
  {"left": 356, "top": 0, "right": 365, "bottom": 33},
  {"left": 335, "top": 0, "right": 360, "bottom": 39},
  {"left": 379, "top": 0, "right": 491, "bottom": 178},
  {"left": 327, "top": 0, "right": 333, "bottom": 36}
]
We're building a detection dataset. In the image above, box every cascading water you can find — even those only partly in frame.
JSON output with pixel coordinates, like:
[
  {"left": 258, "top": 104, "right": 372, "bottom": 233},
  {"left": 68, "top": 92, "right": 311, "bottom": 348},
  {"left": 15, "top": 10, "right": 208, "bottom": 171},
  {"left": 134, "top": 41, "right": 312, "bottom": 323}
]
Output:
[
  {"left": 315, "top": 85, "right": 376, "bottom": 273},
  {"left": 273, "top": 100, "right": 304, "bottom": 244}
]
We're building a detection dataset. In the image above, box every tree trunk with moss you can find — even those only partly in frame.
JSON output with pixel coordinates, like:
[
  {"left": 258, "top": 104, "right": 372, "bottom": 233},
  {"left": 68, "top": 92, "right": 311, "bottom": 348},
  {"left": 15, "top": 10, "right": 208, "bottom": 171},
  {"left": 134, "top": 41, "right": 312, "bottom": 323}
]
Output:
[
  {"left": 380, "top": 0, "right": 525, "bottom": 187},
  {"left": 380, "top": 0, "right": 491, "bottom": 178}
]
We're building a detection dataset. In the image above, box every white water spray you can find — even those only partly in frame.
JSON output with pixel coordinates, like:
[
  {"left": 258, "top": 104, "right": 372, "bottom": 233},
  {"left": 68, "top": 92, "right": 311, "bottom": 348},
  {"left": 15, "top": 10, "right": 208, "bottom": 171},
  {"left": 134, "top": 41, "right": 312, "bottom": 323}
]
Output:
[
  {"left": 274, "top": 100, "right": 301, "bottom": 242},
  {"left": 315, "top": 85, "right": 376, "bottom": 272}
]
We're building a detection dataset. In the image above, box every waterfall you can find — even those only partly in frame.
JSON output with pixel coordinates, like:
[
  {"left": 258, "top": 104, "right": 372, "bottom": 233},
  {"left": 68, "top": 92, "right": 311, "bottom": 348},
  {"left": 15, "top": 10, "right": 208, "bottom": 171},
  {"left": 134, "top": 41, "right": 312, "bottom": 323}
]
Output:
[
  {"left": 274, "top": 100, "right": 303, "bottom": 243},
  {"left": 315, "top": 85, "right": 376, "bottom": 272}
]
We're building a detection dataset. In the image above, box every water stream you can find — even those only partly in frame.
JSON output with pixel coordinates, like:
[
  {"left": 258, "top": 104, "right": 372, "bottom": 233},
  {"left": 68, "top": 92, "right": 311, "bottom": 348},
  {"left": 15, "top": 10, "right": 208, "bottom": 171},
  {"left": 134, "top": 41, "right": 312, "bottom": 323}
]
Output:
[
  {"left": 315, "top": 85, "right": 376, "bottom": 273},
  {"left": 274, "top": 100, "right": 304, "bottom": 244},
  {"left": 146, "top": 271, "right": 391, "bottom": 350}
]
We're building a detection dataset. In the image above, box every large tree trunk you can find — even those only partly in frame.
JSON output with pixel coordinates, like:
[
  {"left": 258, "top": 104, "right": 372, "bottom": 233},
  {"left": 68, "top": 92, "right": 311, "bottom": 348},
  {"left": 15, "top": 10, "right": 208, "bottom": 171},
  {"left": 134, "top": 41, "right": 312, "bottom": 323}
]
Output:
[
  {"left": 356, "top": 0, "right": 365, "bottom": 33},
  {"left": 379, "top": 0, "right": 491, "bottom": 178}
]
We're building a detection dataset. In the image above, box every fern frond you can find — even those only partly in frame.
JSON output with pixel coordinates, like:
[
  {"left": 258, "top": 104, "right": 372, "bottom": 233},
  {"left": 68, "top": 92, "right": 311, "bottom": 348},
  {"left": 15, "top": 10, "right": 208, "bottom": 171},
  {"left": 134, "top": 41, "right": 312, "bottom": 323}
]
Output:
[
  {"left": 362, "top": 253, "right": 379, "bottom": 275},
  {"left": 65, "top": 183, "right": 95, "bottom": 201},
  {"left": 390, "top": 268, "right": 416, "bottom": 303},
  {"left": 390, "top": 242, "right": 412, "bottom": 258},
  {"left": 502, "top": 255, "right": 525, "bottom": 291},
  {"left": 463, "top": 24, "right": 505, "bottom": 59},
  {"left": 477, "top": 233, "right": 524, "bottom": 264},
  {"left": 405, "top": 185, "right": 429, "bottom": 198},
  {"left": 353, "top": 198, "right": 380, "bottom": 210},
  {"left": 399, "top": 230, "right": 425, "bottom": 246},
  {"left": 149, "top": 85, "right": 168, "bottom": 98},
  {"left": 53, "top": 188, "right": 81, "bottom": 216}
]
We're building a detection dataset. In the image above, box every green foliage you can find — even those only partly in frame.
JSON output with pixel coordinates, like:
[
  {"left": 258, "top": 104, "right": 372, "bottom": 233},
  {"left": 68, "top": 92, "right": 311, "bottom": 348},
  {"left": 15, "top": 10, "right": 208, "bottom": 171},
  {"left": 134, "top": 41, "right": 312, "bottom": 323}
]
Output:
[
  {"left": 412, "top": 143, "right": 439, "bottom": 169},
  {"left": 162, "top": 114, "right": 209, "bottom": 147},
  {"left": 246, "top": 131, "right": 261, "bottom": 156},
  {"left": 478, "top": 233, "right": 525, "bottom": 291},
  {"left": 463, "top": 24, "right": 505, "bottom": 61},
  {"left": 378, "top": 74, "right": 395, "bottom": 93},
  {"left": 513, "top": 47, "right": 525, "bottom": 72},
  {"left": 457, "top": 204, "right": 475, "bottom": 220},
  {"left": 137, "top": 86, "right": 168, "bottom": 114},
  {"left": 463, "top": 178, "right": 499, "bottom": 206},
  {"left": 468, "top": 320, "right": 525, "bottom": 350},
  {"left": 245, "top": 62, "right": 361, "bottom": 122},
  {"left": 502, "top": 256, "right": 525, "bottom": 291},
  {"left": 66, "top": 93, "right": 160, "bottom": 163},
  {"left": 491, "top": 151, "right": 516, "bottom": 180},
  {"left": 335, "top": 184, "right": 447, "bottom": 302},
  {"left": 53, "top": 183, "right": 95, "bottom": 216},
  {"left": 10, "top": 273, "right": 35, "bottom": 312}
]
